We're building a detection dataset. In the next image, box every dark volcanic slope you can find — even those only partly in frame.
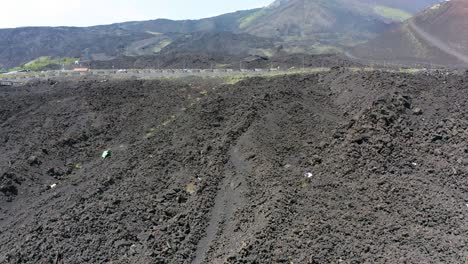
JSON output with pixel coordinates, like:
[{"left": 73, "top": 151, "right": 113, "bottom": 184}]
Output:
[
  {"left": 159, "top": 32, "right": 276, "bottom": 56},
  {"left": 0, "top": 27, "right": 153, "bottom": 69},
  {"left": 351, "top": 0, "right": 468, "bottom": 67},
  {"left": 1, "top": 70, "right": 467, "bottom": 263},
  {"left": 0, "top": 9, "right": 259, "bottom": 69},
  {"left": 240, "top": 0, "right": 443, "bottom": 51},
  {"left": 360, "top": 0, "right": 442, "bottom": 13}
]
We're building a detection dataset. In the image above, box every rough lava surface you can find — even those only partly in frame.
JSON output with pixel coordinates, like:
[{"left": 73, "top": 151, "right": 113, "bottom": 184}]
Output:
[{"left": 0, "top": 69, "right": 467, "bottom": 263}]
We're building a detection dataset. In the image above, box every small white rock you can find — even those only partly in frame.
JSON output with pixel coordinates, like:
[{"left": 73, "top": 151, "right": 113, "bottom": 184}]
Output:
[
  {"left": 412, "top": 162, "right": 418, "bottom": 166},
  {"left": 304, "top": 172, "right": 313, "bottom": 178},
  {"left": 50, "top": 184, "right": 57, "bottom": 189}
]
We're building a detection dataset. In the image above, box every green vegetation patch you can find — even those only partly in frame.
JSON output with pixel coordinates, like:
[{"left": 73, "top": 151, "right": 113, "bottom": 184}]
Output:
[
  {"left": 223, "top": 75, "right": 249, "bottom": 85},
  {"left": 310, "top": 45, "right": 342, "bottom": 54},
  {"left": 222, "top": 68, "right": 331, "bottom": 85},
  {"left": 252, "top": 48, "right": 274, "bottom": 57},
  {"left": 12, "top": 56, "right": 77, "bottom": 71},
  {"left": 215, "top": 63, "right": 230, "bottom": 69},
  {"left": 398, "top": 68, "right": 424, "bottom": 74},
  {"left": 146, "top": 31, "right": 163, "bottom": 35},
  {"left": 153, "top": 39, "right": 173, "bottom": 53},
  {"left": 373, "top": 5, "right": 411, "bottom": 22},
  {"left": 284, "top": 45, "right": 341, "bottom": 55},
  {"left": 239, "top": 9, "right": 269, "bottom": 29}
]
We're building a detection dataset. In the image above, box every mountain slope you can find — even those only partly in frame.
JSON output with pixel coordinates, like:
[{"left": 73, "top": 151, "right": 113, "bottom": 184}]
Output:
[
  {"left": 238, "top": 0, "right": 444, "bottom": 53},
  {"left": 160, "top": 32, "right": 276, "bottom": 57},
  {"left": 117, "top": 9, "right": 257, "bottom": 34},
  {"left": 350, "top": 0, "right": 468, "bottom": 67}
]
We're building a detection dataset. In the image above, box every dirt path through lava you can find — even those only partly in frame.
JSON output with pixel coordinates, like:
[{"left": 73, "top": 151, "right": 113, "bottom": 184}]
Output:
[{"left": 192, "top": 132, "right": 251, "bottom": 264}]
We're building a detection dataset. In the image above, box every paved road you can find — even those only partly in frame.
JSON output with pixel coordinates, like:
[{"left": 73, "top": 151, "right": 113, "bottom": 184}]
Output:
[{"left": 408, "top": 20, "right": 468, "bottom": 65}]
